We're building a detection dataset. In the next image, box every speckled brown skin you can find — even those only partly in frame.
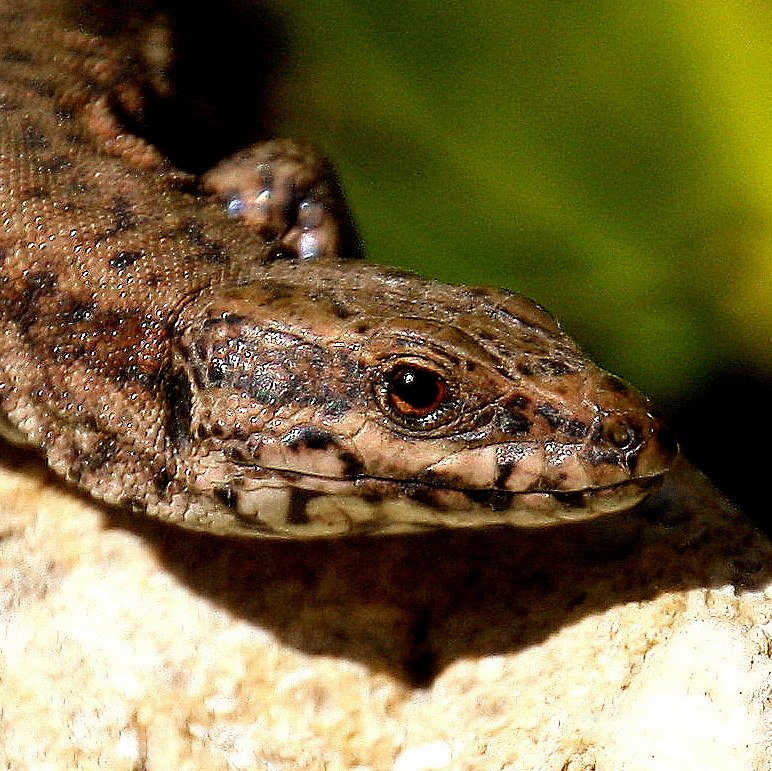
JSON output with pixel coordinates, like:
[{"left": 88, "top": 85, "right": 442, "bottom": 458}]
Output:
[{"left": 0, "top": 1, "right": 676, "bottom": 537}]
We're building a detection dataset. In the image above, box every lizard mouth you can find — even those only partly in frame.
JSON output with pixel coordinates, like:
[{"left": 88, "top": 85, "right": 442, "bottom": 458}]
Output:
[{"left": 219, "top": 464, "right": 668, "bottom": 538}]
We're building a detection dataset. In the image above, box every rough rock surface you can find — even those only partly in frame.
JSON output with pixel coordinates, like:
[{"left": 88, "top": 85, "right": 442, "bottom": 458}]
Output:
[{"left": 0, "top": 449, "right": 770, "bottom": 770}]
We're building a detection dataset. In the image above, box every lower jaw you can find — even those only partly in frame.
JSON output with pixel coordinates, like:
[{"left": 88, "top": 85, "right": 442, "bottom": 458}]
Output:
[{"left": 225, "top": 472, "right": 665, "bottom": 538}]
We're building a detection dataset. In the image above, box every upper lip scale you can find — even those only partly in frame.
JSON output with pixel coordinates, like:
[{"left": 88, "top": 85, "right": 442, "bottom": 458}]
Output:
[{"left": 228, "top": 458, "right": 668, "bottom": 495}]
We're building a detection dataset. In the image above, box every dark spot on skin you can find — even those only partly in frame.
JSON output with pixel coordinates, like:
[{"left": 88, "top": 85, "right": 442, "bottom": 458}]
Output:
[
  {"left": 602, "top": 374, "right": 629, "bottom": 394},
  {"left": 207, "top": 361, "right": 225, "bottom": 386},
  {"left": 26, "top": 78, "right": 55, "bottom": 98},
  {"left": 198, "top": 244, "right": 229, "bottom": 264},
  {"left": 264, "top": 243, "right": 299, "bottom": 262},
  {"left": 91, "top": 436, "right": 118, "bottom": 468},
  {"left": 79, "top": 414, "right": 99, "bottom": 433},
  {"left": 0, "top": 96, "right": 19, "bottom": 111},
  {"left": 23, "top": 185, "right": 48, "bottom": 199},
  {"left": 210, "top": 424, "right": 227, "bottom": 439},
  {"left": 401, "top": 483, "right": 448, "bottom": 510},
  {"left": 465, "top": 361, "right": 476, "bottom": 372},
  {"left": 153, "top": 467, "right": 173, "bottom": 495},
  {"left": 72, "top": 435, "right": 119, "bottom": 479},
  {"left": 323, "top": 397, "right": 351, "bottom": 418},
  {"left": 467, "top": 489, "right": 515, "bottom": 511},
  {"left": 65, "top": 180, "right": 89, "bottom": 197},
  {"left": 495, "top": 462, "right": 516, "bottom": 489},
  {"left": 510, "top": 394, "right": 530, "bottom": 410},
  {"left": 536, "top": 404, "right": 563, "bottom": 429},
  {"left": 564, "top": 419, "right": 588, "bottom": 439},
  {"left": 180, "top": 219, "right": 230, "bottom": 264},
  {"left": 20, "top": 123, "right": 49, "bottom": 149},
  {"left": 282, "top": 426, "right": 336, "bottom": 451},
  {"left": 109, "top": 250, "right": 143, "bottom": 271},
  {"left": 115, "top": 363, "right": 157, "bottom": 387},
  {"left": 261, "top": 282, "right": 295, "bottom": 302},
  {"left": 45, "top": 155, "right": 72, "bottom": 173},
  {"left": 287, "top": 488, "right": 316, "bottom": 525},
  {"left": 539, "top": 358, "right": 575, "bottom": 375},
  {"left": 552, "top": 491, "right": 585, "bottom": 508},
  {"left": 494, "top": 443, "right": 538, "bottom": 489},
  {"left": 112, "top": 196, "right": 138, "bottom": 231},
  {"left": 201, "top": 313, "right": 245, "bottom": 329},
  {"left": 2, "top": 49, "right": 32, "bottom": 63},
  {"left": 339, "top": 451, "right": 364, "bottom": 478},
  {"left": 359, "top": 488, "right": 388, "bottom": 504},
  {"left": 196, "top": 424, "right": 210, "bottom": 439},
  {"left": 516, "top": 362, "right": 533, "bottom": 376},
  {"left": 214, "top": 485, "right": 238, "bottom": 509},
  {"left": 163, "top": 368, "right": 193, "bottom": 447},
  {"left": 42, "top": 304, "right": 165, "bottom": 383},
  {"left": 499, "top": 410, "right": 532, "bottom": 435},
  {"left": 10, "top": 270, "right": 57, "bottom": 332}
]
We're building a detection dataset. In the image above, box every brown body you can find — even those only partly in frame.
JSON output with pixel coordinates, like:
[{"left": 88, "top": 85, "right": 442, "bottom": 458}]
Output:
[{"left": 0, "top": 1, "right": 676, "bottom": 537}]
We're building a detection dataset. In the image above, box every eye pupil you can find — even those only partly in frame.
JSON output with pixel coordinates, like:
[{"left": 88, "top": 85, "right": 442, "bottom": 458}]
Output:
[{"left": 387, "top": 365, "right": 446, "bottom": 417}]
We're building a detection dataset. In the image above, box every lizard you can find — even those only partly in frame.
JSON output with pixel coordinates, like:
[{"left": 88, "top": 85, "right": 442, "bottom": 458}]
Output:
[{"left": 0, "top": 0, "right": 677, "bottom": 538}]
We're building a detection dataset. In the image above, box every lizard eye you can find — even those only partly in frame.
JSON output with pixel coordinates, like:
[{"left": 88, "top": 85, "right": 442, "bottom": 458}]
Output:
[
  {"left": 382, "top": 363, "right": 449, "bottom": 422},
  {"left": 387, "top": 365, "right": 447, "bottom": 416}
]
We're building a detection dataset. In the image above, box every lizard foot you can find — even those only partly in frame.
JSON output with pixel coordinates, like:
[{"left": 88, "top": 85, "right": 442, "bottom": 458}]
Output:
[{"left": 201, "top": 139, "right": 363, "bottom": 262}]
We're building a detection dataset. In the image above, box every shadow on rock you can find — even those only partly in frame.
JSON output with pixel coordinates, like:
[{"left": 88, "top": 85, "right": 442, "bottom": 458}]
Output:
[{"left": 105, "top": 460, "right": 771, "bottom": 686}]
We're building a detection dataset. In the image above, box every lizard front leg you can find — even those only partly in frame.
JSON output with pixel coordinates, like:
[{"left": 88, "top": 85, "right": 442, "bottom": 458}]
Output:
[
  {"left": 201, "top": 139, "right": 363, "bottom": 262},
  {"left": 55, "top": 29, "right": 362, "bottom": 264}
]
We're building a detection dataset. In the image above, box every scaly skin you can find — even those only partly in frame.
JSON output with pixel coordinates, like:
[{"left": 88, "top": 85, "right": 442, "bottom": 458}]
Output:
[{"left": 0, "top": 1, "right": 676, "bottom": 537}]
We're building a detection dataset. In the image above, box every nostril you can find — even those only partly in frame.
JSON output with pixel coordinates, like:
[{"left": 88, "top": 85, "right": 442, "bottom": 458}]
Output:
[{"left": 604, "top": 419, "right": 641, "bottom": 451}]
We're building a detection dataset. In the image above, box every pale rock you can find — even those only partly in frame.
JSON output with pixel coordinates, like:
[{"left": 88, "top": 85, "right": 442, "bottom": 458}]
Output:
[{"left": 0, "top": 452, "right": 769, "bottom": 770}]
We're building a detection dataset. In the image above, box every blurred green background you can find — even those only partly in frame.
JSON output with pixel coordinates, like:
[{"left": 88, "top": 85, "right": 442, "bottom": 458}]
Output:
[
  {"left": 265, "top": 0, "right": 769, "bottom": 388},
  {"left": 138, "top": 0, "right": 770, "bottom": 521},
  {"left": 257, "top": 0, "right": 770, "bottom": 521}
]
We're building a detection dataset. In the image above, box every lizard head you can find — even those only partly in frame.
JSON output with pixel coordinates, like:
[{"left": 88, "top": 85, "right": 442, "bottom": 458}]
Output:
[{"left": 172, "top": 261, "right": 677, "bottom": 537}]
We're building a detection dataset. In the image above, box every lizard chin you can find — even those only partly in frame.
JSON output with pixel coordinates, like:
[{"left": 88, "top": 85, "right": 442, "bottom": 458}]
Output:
[{"left": 211, "top": 468, "right": 668, "bottom": 538}]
